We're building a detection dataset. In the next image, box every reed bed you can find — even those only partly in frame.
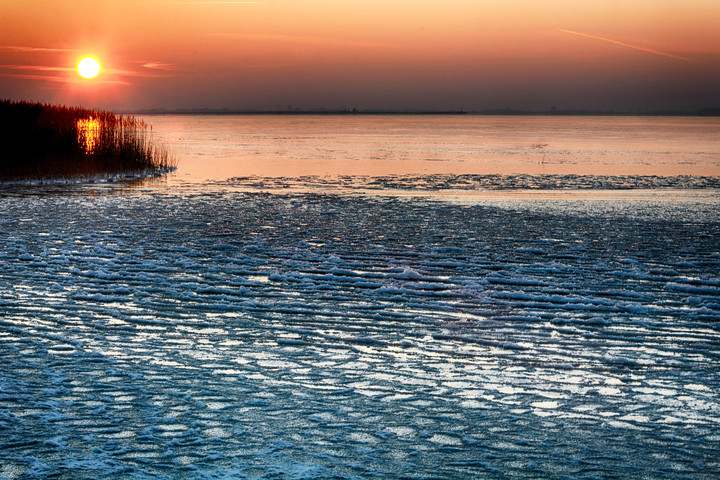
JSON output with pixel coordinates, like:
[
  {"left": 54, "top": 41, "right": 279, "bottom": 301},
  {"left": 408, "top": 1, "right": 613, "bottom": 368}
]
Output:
[{"left": 0, "top": 100, "right": 175, "bottom": 181}]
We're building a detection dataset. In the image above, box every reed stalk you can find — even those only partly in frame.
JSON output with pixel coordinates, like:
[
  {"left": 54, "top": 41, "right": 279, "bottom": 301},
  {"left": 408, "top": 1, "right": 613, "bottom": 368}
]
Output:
[{"left": 0, "top": 100, "right": 176, "bottom": 181}]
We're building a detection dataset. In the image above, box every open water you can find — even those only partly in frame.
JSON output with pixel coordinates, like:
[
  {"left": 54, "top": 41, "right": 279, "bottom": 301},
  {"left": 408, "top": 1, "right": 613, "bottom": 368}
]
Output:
[{"left": 1, "top": 115, "right": 719, "bottom": 479}]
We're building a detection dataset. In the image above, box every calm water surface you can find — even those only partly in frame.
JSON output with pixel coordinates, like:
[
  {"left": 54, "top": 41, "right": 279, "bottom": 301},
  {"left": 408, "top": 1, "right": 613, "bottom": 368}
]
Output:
[{"left": 141, "top": 115, "right": 720, "bottom": 191}]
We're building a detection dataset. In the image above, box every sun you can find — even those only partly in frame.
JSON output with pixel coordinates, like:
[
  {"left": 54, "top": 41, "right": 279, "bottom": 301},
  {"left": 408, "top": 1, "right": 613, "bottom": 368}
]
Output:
[{"left": 77, "top": 56, "right": 101, "bottom": 79}]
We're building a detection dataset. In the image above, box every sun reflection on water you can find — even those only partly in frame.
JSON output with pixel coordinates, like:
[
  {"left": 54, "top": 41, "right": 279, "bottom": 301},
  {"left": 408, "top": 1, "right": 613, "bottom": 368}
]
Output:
[{"left": 77, "top": 117, "right": 102, "bottom": 154}]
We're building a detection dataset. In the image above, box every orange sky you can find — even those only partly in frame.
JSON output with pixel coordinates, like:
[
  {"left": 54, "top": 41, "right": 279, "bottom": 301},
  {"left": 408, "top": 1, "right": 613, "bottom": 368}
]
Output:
[{"left": 1, "top": 0, "right": 719, "bottom": 111}]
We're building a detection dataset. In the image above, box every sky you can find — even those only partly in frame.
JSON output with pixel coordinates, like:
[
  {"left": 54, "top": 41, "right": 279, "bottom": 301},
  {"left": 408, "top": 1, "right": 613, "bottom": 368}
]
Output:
[{"left": 1, "top": 0, "right": 719, "bottom": 112}]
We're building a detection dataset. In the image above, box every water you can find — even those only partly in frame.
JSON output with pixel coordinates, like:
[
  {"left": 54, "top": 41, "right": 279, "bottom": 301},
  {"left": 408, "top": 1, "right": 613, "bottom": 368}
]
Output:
[
  {"left": 1, "top": 115, "right": 719, "bottom": 479},
  {"left": 143, "top": 114, "right": 720, "bottom": 187}
]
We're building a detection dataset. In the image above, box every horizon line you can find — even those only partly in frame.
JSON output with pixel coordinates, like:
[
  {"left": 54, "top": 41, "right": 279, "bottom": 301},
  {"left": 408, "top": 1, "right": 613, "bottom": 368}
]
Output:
[{"left": 121, "top": 107, "right": 720, "bottom": 117}]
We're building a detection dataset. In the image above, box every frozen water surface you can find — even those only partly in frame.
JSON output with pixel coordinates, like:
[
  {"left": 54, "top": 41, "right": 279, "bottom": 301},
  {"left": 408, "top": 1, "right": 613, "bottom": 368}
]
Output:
[
  {"left": 2, "top": 188, "right": 718, "bottom": 479},
  {"left": 1, "top": 116, "right": 719, "bottom": 479}
]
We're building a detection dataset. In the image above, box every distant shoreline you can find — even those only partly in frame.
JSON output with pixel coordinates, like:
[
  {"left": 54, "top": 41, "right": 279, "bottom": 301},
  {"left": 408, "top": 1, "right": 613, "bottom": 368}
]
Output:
[{"left": 126, "top": 108, "right": 720, "bottom": 117}]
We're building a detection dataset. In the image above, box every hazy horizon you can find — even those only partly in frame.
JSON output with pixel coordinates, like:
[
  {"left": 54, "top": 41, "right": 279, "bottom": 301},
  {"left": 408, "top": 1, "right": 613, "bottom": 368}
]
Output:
[{"left": 2, "top": 1, "right": 720, "bottom": 112}]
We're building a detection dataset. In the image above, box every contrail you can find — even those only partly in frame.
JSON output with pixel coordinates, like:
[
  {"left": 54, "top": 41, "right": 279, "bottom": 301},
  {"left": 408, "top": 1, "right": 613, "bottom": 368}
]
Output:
[{"left": 558, "top": 28, "right": 696, "bottom": 63}]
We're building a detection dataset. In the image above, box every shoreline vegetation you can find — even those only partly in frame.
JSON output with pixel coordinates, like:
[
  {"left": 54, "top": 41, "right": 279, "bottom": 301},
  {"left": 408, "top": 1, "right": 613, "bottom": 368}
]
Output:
[{"left": 0, "top": 100, "right": 176, "bottom": 182}]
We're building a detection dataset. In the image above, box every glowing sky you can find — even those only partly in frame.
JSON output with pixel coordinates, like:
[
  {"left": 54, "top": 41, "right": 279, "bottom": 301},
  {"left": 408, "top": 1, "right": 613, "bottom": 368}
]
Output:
[{"left": 2, "top": 0, "right": 719, "bottom": 111}]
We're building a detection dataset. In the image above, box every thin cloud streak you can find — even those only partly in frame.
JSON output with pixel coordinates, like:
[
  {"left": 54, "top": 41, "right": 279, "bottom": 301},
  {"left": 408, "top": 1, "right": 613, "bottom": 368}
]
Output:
[
  {"left": 106, "top": 67, "right": 179, "bottom": 78},
  {"left": 0, "top": 45, "right": 77, "bottom": 53},
  {"left": 558, "top": 28, "right": 697, "bottom": 63},
  {"left": 134, "top": 1, "right": 259, "bottom": 4},
  {"left": 0, "top": 73, "right": 69, "bottom": 82},
  {"left": 0, "top": 64, "right": 146, "bottom": 85},
  {"left": 0, "top": 72, "right": 130, "bottom": 85},
  {"left": 0, "top": 65, "right": 73, "bottom": 72},
  {"left": 1, "top": 64, "right": 177, "bottom": 78},
  {"left": 141, "top": 62, "right": 174, "bottom": 70}
]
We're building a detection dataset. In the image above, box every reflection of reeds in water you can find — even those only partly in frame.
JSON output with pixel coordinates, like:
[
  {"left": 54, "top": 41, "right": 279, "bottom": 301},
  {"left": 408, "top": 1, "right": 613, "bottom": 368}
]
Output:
[
  {"left": 77, "top": 117, "right": 102, "bottom": 154},
  {"left": 0, "top": 100, "right": 175, "bottom": 181}
]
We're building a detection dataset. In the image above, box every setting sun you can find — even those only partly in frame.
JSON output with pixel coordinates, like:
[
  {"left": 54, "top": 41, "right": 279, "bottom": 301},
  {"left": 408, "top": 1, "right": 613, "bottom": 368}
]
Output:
[{"left": 77, "top": 56, "right": 101, "bottom": 79}]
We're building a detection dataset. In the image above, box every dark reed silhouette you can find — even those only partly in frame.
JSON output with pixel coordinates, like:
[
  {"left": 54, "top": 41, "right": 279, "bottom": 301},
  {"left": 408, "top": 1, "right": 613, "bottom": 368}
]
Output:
[{"left": 0, "top": 100, "right": 175, "bottom": 181}]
